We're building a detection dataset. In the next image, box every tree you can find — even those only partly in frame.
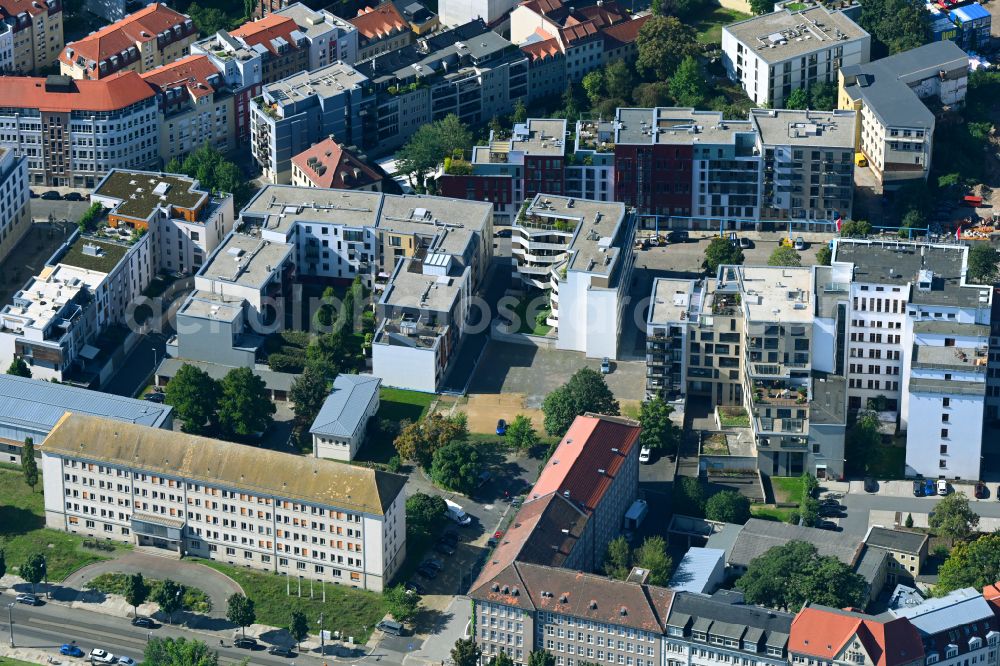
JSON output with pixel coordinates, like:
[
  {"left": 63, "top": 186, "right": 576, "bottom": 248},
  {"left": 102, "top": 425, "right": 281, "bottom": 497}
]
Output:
[
  {"left": 406, "top": 492, "right": 447, "bottom": 537},
  {"left": 638, "top": 396, "right": 679, "bottom": 455},
  {"left": 173, "top": 143, "right": 252, "bottom": 208},
  {"left": 703, "top": 237, "right": 744, "bottom": 274},
  {"left": 905, "top": 513, "right": 914, "bottom": 528},
  {"left": 542, "top": 368, "right": 620, "bottom": 436},
  {"left": 839, "top": 219, "right": 872, "bottom": 238},
  {"left": 384, "top": 584, "right": 420, "bottom": 623},
  {"left": 673, "top": 476, "right": 706, "bottom": 517},
  {"left": 19, "top": 553, "right": 45, "bottom": 595},
  {"left": 561, "top": 83, "right": 582, "bottom": 123},
  {"left": 144, "top": 637, "right": 219, "bottom": 666},
  {"left": 736, "top": 541, "right": 866, "bottom": 611},
  {"left": 605, "top": 60, "right": 634, "bottom": 102},
  {"left": 809, "top": 82, "right": 837, "bottom": 110},
  {"left": 0, "top": 550, "right": 6, "bottom": 581},
  {"left": 288, "top": 610, "right": 309, "bottom": 650},
  {"left": 768, "top": 246, "right": 802, "bottom": 267},
  {"left": 635, "top": 16, "right": 699, "bottom": 82},
  {"left": 505, "top": 414, "right": 539, "bottom": 451},
  {"left": 124, "top": 572, "right": 150, "bottom": 619},
  {"left": 669, "top": 56, "right": 707, "bottom": 108},
  {"left": 633, "top": 536, "right": 672, "bottom": 585},
  {"left": 155, "top": 580, "right": 185, "bottom": 625},
  {"left": 289, "top": 367, "right": 330, "bottom": 427},
  {"left": 397, "top": 114, "right": 473, "bottom": 187},
  {"left": 845, "top": 410, "right": 883, "bottom": 476},
  {"left": 217, "top": 367, "right": 276, "bottom": 439},
  {"left": 749, "top": 0, "right": 775, "bottom": 14},
  {"left": 430, "top": 441, "right": 482, "bottom": 494},
  {"left": 633, "top": 82, "right": 671, "bottom": 108},
  {"left": 929, "top": 493, "right": 980, "bottom": 542},
  {"left": 491, "top": 653, "right": 515, "bottom": 666},
  {"left": 898, "top": 209, "right": 925, "bottom": 238},
  {"left": 816, "top": 245, "right": 832, "bottom": 266},
  {"left": 705, "top": 490, "right": 751, "bottom": 524},
  {"left": 784, "top": 87, "right": 809, "bottom": 110},
  {"left": 306, "top": 332, "right": 346, "bottom": 378},
  {"left": 451, "top": 637, "right": 482, "bottom": 666},
  {"left": 6, "top": 356, "right": 30, "bottom": 378},
  {"left": 394, "top": 413, "right": 468, "bottom": 468},
  {"left": 21, "top": 437, "right": 38, "bottom": 491},
  {"left": 165, "top": 364, "right": 220, "bottom": 433},
  {"left": 604, "top": 536, "right": 632, "bottom": 580},
  {"left": 186, "top": 2, "right": 229, "bottom": 35},
  {"left": 226, "top": 593, "right": 256, "bottom": 638},
  {"left": 655, "top": 0, "right": 706, "bottom": 19},
  {"left": 582, "top": 69, "right": 606, "bottom": 106},
  {"left": 512, "top": 98, "right": 527, "bottom": 124},
  {"left": 529, "top": 651, "right": 556, "bottom": 666},
  {"left": 968, "top": 244, "right": 1000, "bottom": 284},
  {"left": 859, "top": 0, "right": 928, "bottom": 56},
  {"left": 938, "top": 533, "right": 1000, "bottom": 592}
]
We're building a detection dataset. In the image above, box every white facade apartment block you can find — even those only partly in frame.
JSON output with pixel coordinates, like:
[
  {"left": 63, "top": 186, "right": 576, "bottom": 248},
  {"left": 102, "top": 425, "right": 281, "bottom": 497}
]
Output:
[
  {"left": 439, "top": 0, "right": 517, "bottom": 28},
  {"left": 0, "top": 147, "right": 31, "bottom": 265},
  {"left": 42, "top": 413, "right": 407, "bottom": 592},
  {"left": 722, "top": 5, "right": 870, "bottom": 109}
]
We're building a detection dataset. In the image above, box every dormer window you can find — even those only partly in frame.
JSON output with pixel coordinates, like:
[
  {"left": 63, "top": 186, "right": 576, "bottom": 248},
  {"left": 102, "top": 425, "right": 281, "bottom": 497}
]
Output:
[
  {"left": 926, "top": 652, "right": 940, "bottom": 665},
  {"left": 692, "top": 631, "right": 706, "bottom": 642},
  {"left": 946, "top": 645, "right": 959, "bottom": 659}
]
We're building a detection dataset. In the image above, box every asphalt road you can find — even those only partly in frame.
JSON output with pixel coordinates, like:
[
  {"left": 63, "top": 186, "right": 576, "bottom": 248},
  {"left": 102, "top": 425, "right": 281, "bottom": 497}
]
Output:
[
  {"left": 839, "top": 491, "right": 1000, "bottom": 535},
  {"left": 30, "top": 198, "right": 92, "bottom": 224},
  {"left": 0, "top": 591, "right": 322, "bottom": 666}
]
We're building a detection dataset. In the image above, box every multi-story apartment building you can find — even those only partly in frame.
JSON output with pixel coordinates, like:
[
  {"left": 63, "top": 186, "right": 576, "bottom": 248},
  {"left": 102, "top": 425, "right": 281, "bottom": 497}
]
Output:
[
  {"left": 0, "top": 147, "right": 30, "bottom": 265},
  {"left": 59, "top": 4, "right": 195, "bottom": 80},
  {"left": 0, "top": 73, "right": 159, "bottom": 188},
  {"left": 0, "top": 228, "right": 153, "bottom": 381},
  {"left": 42, "top": 412, "right": 407, "bottom": 592},
  {"left": 90, "top": 169, "right": 235, "bottom": 275},
  {"left": 438, "top": 0, "right": 516, "bottom": 30},
  {"left": 790, "top": 604, "right": 924, "bottom": 666},
  {"left": 665, "top": 590, "right": 795, "bottom": 666},
  {"left": 84, "top": 0, "right": 154, "bottom": 22},
  {"left": 273, "top": 3, "right": 358, "bottom": 70},
  {"left": 646, "top": 277, "right": 695, "bottom": 401},
  {"left": 290, "top": 136, "right": 384, "bottom": 191},
  {"left": 190, "top": 33, "right": 264, "bottom": 147},
  {"left": 229, "top": 13, "right": 310, "bottom": 84},
  {"left": 889, "top": 587, "right": 1000, "bottom": 666},
  {"left": 512, "top": 194, "right": 635, "bottom": 361},
  {"left": 722, "top": 5, "right": 870, "bottom": 109},
  {"left": 863, "top": 526, "right": 927, "bottom": 588},
  {"left": 140, "top": 55, "right": 236, "bottom": 162},
  {"left": 348, "top": 2, "right": 411, "bottom": 61},
  {"left": 355, "top": 20, "right": 528, "bottom": 152},
  {"left": 0, "top": 22, "right": 14, "bottom": 72},
  {"left": 0, "top": 373, "right": 172, "bottom": 464},
  {"left": 831, "top": 239, "right": 992, "bottom": 480},
  {"left": 750, "top": 108, "right": 855, "bottom": 221},
  {"left": 250, "top": 62, "right": 374, "bottom": 183},
  {"left": 1, "top": 0, "right": 62, "bottom": 73},
  {"left": 839, "top": 41, "right": 967, "bottom": 185}
]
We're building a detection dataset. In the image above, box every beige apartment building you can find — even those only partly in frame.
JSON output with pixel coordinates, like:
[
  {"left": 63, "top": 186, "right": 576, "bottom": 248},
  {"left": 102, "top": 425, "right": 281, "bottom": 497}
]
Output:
[
  {"left": 60, "top": 4, "right": 195, "bottom": 80},
  {"left": 42, "top": 413, "right": 407, "bottom": 592},
  {"left": 2, "top": 0, "right": 63, "bottom": 73}
]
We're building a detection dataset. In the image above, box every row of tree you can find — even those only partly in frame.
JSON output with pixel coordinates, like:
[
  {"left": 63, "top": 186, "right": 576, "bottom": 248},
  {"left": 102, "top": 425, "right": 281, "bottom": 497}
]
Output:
[
  {"left": 604, "top": 535, "right": 672, "bottom": 584},
  {"left": 165, "top": 364, "right": 276, "bottom": 438}
]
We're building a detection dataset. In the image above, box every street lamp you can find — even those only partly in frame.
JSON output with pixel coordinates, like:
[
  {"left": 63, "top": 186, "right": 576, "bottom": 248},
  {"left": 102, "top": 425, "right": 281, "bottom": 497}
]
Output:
[{"left": 7, "top": 601, "right": 14, "bottom": 648}]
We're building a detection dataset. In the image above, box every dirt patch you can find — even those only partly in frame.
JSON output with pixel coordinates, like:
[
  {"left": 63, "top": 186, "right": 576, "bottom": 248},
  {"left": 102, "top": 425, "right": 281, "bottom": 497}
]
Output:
[{"left": 459, "top": 393, "right": 544, "bottom": 433}]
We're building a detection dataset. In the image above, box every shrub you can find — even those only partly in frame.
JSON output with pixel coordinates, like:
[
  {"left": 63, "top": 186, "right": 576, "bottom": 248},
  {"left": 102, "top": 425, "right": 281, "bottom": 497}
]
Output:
[{"left": 268, "top": 353, "right": 305, "bottom": 373}]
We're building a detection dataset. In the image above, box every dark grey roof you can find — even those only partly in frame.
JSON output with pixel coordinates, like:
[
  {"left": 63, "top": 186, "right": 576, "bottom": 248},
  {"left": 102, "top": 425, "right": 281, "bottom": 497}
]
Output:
[
  {"left": 909, "top": 377, "right": 986, "bottom": 396},
  {"left": 865, "top": 527, "right": 928, "bottom": 554},
  {"left": 854, "top": 545, "right": 889, "bottom": 584},
  {"left": 667, "top": 591, "right": 793, "bottom": 650},
  {"left": 840, "top": 41, "right": 968, "bottom": 129},
  {"left": 728, "top": 519, "right": 863, "bottom": 568}
]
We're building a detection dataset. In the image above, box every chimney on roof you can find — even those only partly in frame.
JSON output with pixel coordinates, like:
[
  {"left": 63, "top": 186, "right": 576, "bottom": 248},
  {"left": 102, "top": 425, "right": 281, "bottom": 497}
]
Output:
[
  {"left": 563, "top": 490, "right": 570, "bottom": 498},
  {"left": 611, "top": 447, "right": 619, "bottom": 454},
  {"left": 561, "top": 528, "right": 569, "bottom": 534},
  {"left": 598, "top": 468, "right": 606, "bottom": 475},
  {"left": 559, "top": 594, "right": 568, "bottom": 603},
  {"left": 589, "top": 600, "right": 597, "bottom": 609}
]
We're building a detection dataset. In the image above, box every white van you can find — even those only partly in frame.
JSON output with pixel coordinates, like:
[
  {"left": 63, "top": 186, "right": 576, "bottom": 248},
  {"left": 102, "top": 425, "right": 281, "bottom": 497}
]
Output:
[{"left": 446, "top": 499, "right": 472, "bottom": 525}]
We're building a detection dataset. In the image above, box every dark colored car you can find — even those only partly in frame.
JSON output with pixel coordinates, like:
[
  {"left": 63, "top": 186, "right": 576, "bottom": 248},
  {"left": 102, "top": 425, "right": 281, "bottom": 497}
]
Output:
[
  {"left": 423, "top": 557, "right": 443, "bottom": 571},
  {"left": 441, "top": 530, "right": 458, "bottom": 546},
  {"left": 131, "top": 617, "right": 156, "bottom": 628},
  {"left": 913, "top": 479, "right": 925, "bottom": 497},
  {"left": 417, "top": 565, "right": 438, "bottom": 579},
  {"left": 434, "top": 541, "right": 456, "bottom": 556},
  {"left": 924, "top": 479, "right": 935, "bottom": 496},
  {"left": 863, "top": 477, "right": 878, "bottom": 493},
  {"left": 29, "top": 190, "right": 38, "bottom": 198},
  {"left": 64, "top": 192, "right": 84, "bottom": 201},
  {"left": 976, "top": 481, "right": 988, "bottom": 499},
  {"left": 667, "top": 230, "right": 689, "bottom": 243},
  {"left": 405, "top": 581, "right": 425, "bottom": 595},
  {"left": 816, "top": 520, "right": 840, "bottom": 531},
  {"left": 233, "top": 637, "right": 258, "bottom": 649},
  {"left": 41, "top": 190, "right": 61, "bottom": 200},
  {"left": 818, "top": 504, "right": 845, "bottom": 518},
  {"left": 144, "top": 392, "right": 165, "bottom": 403},
  {"left": 496, "top": 419, "right": 507, "bottom": 435},
  {"left": 267, "top": 646, "right": 294, "bottom": 657}
]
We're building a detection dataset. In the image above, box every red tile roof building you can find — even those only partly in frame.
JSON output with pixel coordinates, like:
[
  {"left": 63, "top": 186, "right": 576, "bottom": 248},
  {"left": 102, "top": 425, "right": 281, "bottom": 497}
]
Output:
[
  {"left": 290, "top": 137, "right": 382, "bottom": 191},
  {"left": 0, "top": 73, "right": 159, "bottom": 187},
  {"left": 60, "top": 4, "right": 196, "bottom": 80},
  {"left": 349, "top": 3, "right": 411, "bottom": 61},
  {"left": 229, "top": 14, "right": 309, "bottom": 82},
  {"left": 790, "top": 605, "right": 924, "bottom": 666},
  {"left": 1, "top": 0, "right": 62, "bottom": 73}
]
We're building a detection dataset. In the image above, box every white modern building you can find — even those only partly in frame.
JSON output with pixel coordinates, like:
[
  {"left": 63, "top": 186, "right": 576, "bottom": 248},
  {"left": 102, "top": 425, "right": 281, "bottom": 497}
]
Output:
[
  {"left": 438, "top": 0, "right": 515, "bottom": 29},
  {"left": 42, "top": 412, "right": 407, "bottom": 591},
  {"left": 310, "top": 373, "right": 381, "bottom": 461},
  {"left": 722, "top": 4, "right": 870, "bottom": 109},
  {"left": 0, "top": 147, "right": 31, "bottom": 265},
  {"left": 512, "top": 194, "right": 635, "bottom": 360}
]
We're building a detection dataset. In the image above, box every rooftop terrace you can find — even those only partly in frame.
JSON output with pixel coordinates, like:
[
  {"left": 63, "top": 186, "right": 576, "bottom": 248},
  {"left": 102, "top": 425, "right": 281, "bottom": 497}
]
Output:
[
  {"left": 94, "top": 170, "right": 208, "bottom": 221},
  {"left": 520, "top": 194, "right": 627, "bottom": 277}
]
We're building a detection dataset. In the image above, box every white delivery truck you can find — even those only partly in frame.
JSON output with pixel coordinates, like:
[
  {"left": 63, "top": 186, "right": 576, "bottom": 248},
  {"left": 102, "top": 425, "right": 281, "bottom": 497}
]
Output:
[{"left": 446, "top": 499, "right": 472, "bottom": 525}]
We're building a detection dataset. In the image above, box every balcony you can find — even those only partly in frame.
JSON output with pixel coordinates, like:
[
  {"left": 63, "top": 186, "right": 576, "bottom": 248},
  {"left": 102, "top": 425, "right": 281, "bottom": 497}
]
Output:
[{"left": 751, "top": 382, "right": 808, "bottom": 406}]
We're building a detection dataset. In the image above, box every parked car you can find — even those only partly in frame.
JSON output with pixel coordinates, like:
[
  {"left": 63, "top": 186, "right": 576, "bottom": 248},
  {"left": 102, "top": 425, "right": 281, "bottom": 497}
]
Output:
[
  {"left": 416, "top": 564, "right": 438, "bottom": 579},
  {"left": 233, "top": 637, "right": 258, "bottom": 649},
  {"left": 404, "top": 581, "right": 425, "bottom": 595},
  {"left": 440, "top": 530, "right": 458, "bottom": 546},
  {"left": 739, "top": 237, "right": 753, "bottom": 249},
  {"left": 863, "top": 476, "right": 878, "bottom": 493},
  {"left": 29, "top": 190, "right": 38, "bottom": 198},
  {"left": 794, "top": 237, "right": 806, "bottom": 250},
  {"left": 816, "top": 520, "right": 840, "bottom": 531},
  {"left": 40, "top": 190, "right": 61, "bottom": 200},
  {"left": 89, "top": 649, "right": 116, "bottom": 664},
  {"left": 445, "top": 499, "right": 472, "bottom": 526},
  {"left": 131, "top": 617, "right": 155, "bottom": 628},
  {"left": 64, "top": 192, "right": 84, "bottom": 201},
  {"left": 267, "top": 646, "right": 294, "bottom": 657},
  {"left": 117, "top": 658, "right": 136, "bottom": 665},
  {"left": 601, "top": 357, "right": 611, "bottom": 374},
  {"left": 639, "top": 446, "right": 651, "bottom": 464},
  {"left": 924, "top": 479, "right": 935, "bottom": 496},
  {"left": 378, "top": 620, "right": 406, "bottom": 636},
  {"left": 937, "top": 479, "right": 950, "bottom": 496},
  {"left": 61, "top": 645, "right": 84, "bottom": 658},
  {"left": 913, "top": 479, "right": 925, "bottom": 497},
  {"left": 434, "top": 540, "right": 456, "bottom": 556},
  {"left": 477, "top": 470, "right": 492, "bottom": 487},
  {"left": 495, "top": 419, "right": 506, "bottom": 435},
  {"left": 15, "top": 593, "right": 40, "bottom": 605},
  {"left": 667, "top": 230, "right": 689, "bottom": 243},
  {"left": 818, "top": 504, "right": 845, "bottom": 518},
  {"left": 975, "top": 481, "right": 988, "bottom": 499},
  {"left": 144, "top": 392, "right": 165, "bottom": 403}
]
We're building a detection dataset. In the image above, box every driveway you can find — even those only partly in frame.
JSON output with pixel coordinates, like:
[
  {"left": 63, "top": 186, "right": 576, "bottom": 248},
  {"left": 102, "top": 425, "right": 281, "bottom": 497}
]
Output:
[{"left": 60, "top": 551, "right": 243, "bottom": 614}]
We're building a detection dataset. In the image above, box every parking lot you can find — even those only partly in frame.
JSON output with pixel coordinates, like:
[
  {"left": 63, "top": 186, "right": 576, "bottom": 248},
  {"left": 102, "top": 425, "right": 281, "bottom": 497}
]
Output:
[{"left": 633, "top": 231, "right": 830, "bottom": 276}]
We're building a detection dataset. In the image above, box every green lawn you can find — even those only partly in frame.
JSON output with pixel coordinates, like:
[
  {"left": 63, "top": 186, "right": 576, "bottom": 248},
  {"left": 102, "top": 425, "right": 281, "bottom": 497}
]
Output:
[
  {"left": 750, "top": 505, "right": 795, "bottom": 522},
  {"left": 0, "top": 468, "right": 121, "bottom": 581},
  {"left": 194, "top": 560, "right": 386, "bottom": 642},
  {"left": 693, "top": 6, "right": 752, "bottom": 44},
  {"left": 511, "top": 290, "right": 553, "bottom": 336},
  {"left": 86, "top": 572, "right": 212, "bottom": 613},
  {"left": 355, "top": 388, "right": 436, "bottom": 464},
  {"left": 718, "top": 406, "right": 750, "bottom": 428},
  {"left": 0, "top": 658, "right": 44, "bottom": 666},
  {"left": 770, "top": 476, "right": 806, "bottom": 504},
  {"left": 863, "top": 442, "right": 907, "bottom": 479}
]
